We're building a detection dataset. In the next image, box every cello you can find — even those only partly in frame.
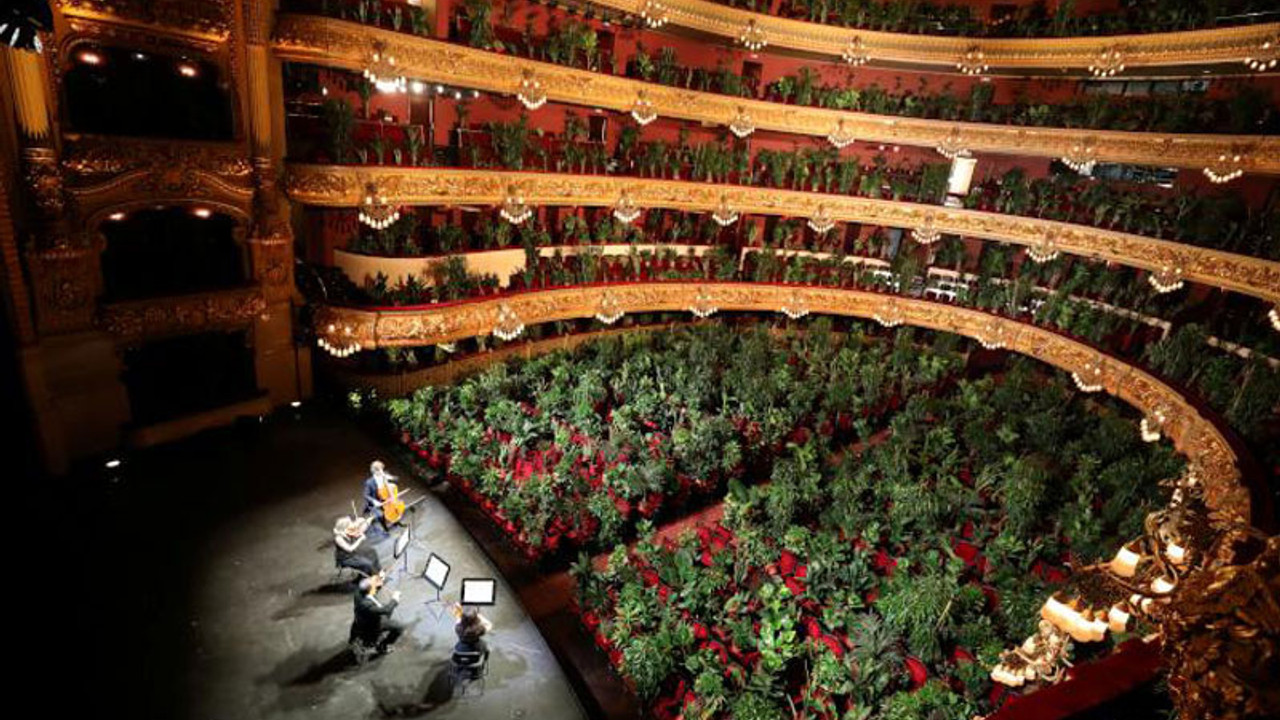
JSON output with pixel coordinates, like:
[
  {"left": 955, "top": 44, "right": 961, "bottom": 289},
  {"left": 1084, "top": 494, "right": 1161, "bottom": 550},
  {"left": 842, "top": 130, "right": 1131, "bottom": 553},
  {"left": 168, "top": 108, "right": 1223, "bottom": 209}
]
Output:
[{"left": 377, "top": 477, "right": 409, "bottom": 525}]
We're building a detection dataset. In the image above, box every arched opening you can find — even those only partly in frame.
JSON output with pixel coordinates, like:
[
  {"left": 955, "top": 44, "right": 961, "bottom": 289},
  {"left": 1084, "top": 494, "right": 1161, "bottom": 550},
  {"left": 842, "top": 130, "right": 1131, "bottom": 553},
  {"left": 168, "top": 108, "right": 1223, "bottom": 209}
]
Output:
[
  {"left": 63, "top": 45, "right": 234, "bottom": 140},
  {"left": 99, "top": 206, "right": 247, "bottom": 302},
  {"left": 121, "top": 330, "right": 259, "bottom": 425}
]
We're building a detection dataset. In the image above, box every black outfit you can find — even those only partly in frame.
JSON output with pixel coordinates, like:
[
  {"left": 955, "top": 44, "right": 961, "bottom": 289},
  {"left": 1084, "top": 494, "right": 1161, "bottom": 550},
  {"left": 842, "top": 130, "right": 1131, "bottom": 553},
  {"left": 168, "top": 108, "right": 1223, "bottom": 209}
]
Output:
[
  {"left": 454, "top": 620, "right": 490, "bottom": 662},
  {"left": 352, "top": 590, "right": 403, "bottom": 653},
  {"left": 335, "top": 537, "right": 380, "bottom": 576}
]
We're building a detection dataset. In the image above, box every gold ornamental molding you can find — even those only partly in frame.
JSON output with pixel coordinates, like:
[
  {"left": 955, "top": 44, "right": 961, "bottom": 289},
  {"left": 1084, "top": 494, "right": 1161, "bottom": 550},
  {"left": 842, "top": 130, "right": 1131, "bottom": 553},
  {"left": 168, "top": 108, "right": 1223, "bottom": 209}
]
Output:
[
  {"left": 313, "top": 282, "right": 1248, "bottom": 521},
  {"left": 271, "top": 14, "right": 1280, "bottom": 174},
  {"left": 589, "top": 0, "right": 1280, "bottom": 73},
  {"left": 100, "top": 286, "right": 267, "bottom": 340},
  {"left": 55, "top": 0, "right": 232, "bottom": 43},
  {"left": 285, "top": 165, "right": 1280, "bottom": 304}
]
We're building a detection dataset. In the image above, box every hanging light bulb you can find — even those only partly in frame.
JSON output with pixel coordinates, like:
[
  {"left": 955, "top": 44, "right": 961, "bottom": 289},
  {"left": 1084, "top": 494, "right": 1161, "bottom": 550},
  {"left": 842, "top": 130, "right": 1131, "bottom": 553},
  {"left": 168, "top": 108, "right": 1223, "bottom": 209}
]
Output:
[
  {"left": 1140, "top": 405, "right": 1169, "bottom": 443},
  {"left": 516, "top": 69, "right": 547, "bottom": 110},
  {"left": 317, "top": 323, "right": 362, "bottom": 358},
  {"left": 728, "top": 106, "right": 755, "bottom": 139},
  {"left": 638, "top": 0, "right": 669, "bottom": 29},
  {"left": 630, "top": 90, "right": 657, "bottom": 125},
  {"left": 1243, "top": 33, "right": 1279, "bottom": 72},
  {"left": 1072, "top": 355, "right": 1105, "bottom": 393},
  {"left": 1088, "top": 45, "right": 1126, "bottom": 78},
  {"left": 739, "top": 19, "right": 767, "bottom": 52},
  {"left": 807, "top": 205, "right": 836, "bottom": 234},
  {"left": 1203, "top": 153, "right": 1245, "bottom": 184},
  {"left": 911, "top": 213, "right": 942, "bottom": 245},
  {"left": 499, "top": 185, "right": 533, "bottom": 225},
  {"left": 1027, "top": 230, "right": 1061, "bottom": 263},
  {"left": 689, "top": 287, "right": 718, "bottom": 318},
  {"left": 827, "top": 119, "right": 857, "bottom": 149},
  {"left": 956, "top": 45, "right": 988, "bottom": 76},
  {"left": 780, "top": 290, "right": 810, "bottom": 320},
  {"left": 1061, "top": 137, "right": 1098, "bottom": 174},
  {"left": 841, "top": 36, "right": 870, "bottom": 66},
  {"left": 362, "top": 43, "right": 407, "bottom": 94},
  {"left": 935, "top": 126, "right": 968, "bottom": 160},
  {"left": 358, "top": 183, "right": 401, "bottom": 230},
  {"left": 1147, "top": 265, "right": 1184, "bottom": 294},
  {"left": 613, "top": 190, "right": 642, "bottom": 224},
  {"left": 1269, "top": 305, "right": 1280, "bottom": 332},
  {"left": 595, "top": 290, "right": 624, "bottom": 325},
  {"left": 711, "top": 195, "right": 739, "bottom": 227},
  {"left": 873, "top": 299, "right": 905, "bottom": 328},
  {"left": 493, "top": 303, "right": 525, "bottom": 341}
]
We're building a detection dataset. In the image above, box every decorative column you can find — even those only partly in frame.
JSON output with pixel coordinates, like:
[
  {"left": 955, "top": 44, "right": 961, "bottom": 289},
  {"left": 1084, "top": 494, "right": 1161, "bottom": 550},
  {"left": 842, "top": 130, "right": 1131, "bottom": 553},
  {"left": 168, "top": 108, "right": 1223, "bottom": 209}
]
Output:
[{"left": 238, "top": 0, "right": 307, "bottom": 402}]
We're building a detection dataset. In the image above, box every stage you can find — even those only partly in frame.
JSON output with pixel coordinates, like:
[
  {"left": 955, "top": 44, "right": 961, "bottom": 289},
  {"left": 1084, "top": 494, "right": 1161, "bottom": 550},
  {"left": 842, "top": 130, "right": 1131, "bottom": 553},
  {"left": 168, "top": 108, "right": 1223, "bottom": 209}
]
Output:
[{"left": 75, "top": 404, "right": 586, "bottom": 720}]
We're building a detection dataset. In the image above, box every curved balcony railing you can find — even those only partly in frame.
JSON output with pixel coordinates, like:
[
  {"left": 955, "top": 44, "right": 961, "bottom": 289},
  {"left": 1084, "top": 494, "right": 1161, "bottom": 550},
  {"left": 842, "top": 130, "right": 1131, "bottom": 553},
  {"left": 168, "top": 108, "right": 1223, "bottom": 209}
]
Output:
[
  {"left": 311, "top": 281, "right": 1250, "bottom": 520},
  {"left": 272, "top": 14, "right": 1280, "bottom": 175},
  {"left": 587, "top": 0, "right": 1280, "bottom": 73},
  {"left": 284, "top": 164, "right": 1280, "bottom": 304}
]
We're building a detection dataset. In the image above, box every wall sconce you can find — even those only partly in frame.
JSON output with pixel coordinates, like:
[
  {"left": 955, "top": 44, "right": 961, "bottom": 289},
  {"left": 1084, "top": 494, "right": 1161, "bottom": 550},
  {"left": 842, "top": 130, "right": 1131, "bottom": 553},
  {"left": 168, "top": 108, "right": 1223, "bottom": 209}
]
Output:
[
  {"left": 499, "top": 185, "right": 533, "bottom": 225},
  {"left": 630, "top": 90, "right": 657, "bottom": 125},
  {"left": 978, "top": 317, "right": 1008, "bottom": 350},
  {"left": 358, "top": 184, "right": 401, "bottom": 230},
  {"left": 1088, "top": 45, "right": 1126, "bottom": 77},
  {"left": 728, "top": 106, "right": 755, "bottom": 138},
  {"left": 362, "top": 43, "right": 405, "bottom": 93},
  {"left": 739, "top": 20, "right": 767, "bottom": 52},
  {"left": 1203, "top": 153, "right": 1245, "bottom": 184},
  {"left": 1027, "top": 230, "right": 1061, "bottom": 263},
  {"left": 956, "top": 45, "right": 988, "bottom": 76},
  {"left": 710, "top": 194, "right": 738, "bottom": 227},
  {"left": 1148, "top": 265, "right": 1185, "bottom": 294},
  {"left": 613, "top": 190, "right": 641, "bottom": 224},
  {"left": 807, "top": 205, "right": 835, "bottom": 234},
  {"left": 780, "top": 290, "right": 810, "bottom": 320},
  {"left": 873, "top": 298, "right": 905, "bottom": 328},
  {"left": 827, "top": 119, "right": 856, "bottom": 149},
  {"left": 935, "top": 126, "right": 968, "bottom": 160},
  {"left": 1072, "top": 354, "right": 1105, "bottom": 393},
  {"left": 1243, "top": 33, "right": 1278, "bottom": 72},
  {"left": 516, "top": 69, "right": 547, "bottom": 110},
  {"left": 689, "top": 287, "right": 718, "bottom": 318},
  {"left": 911, "top": 213, "right": 942, "bottom": 245},
  {"left": 595, "top": 290, "right": 624, "bottom": 324},
  {"left": 841, "top": 36, "right": 870, "bottom": 66},
  {"left": 1061, "top": 136, "right": 1098, "bottom": 174},
  {"left": 639, "top": 0, "right": 669, "bottom": 29},
  {"left": 493, "top": 303, "right": 524, "bottom": 341}
]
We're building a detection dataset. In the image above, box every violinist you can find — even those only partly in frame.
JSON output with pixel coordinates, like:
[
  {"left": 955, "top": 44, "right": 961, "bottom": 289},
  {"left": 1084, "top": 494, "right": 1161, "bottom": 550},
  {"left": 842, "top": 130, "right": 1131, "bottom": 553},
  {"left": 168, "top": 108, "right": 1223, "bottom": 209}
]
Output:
[
  {"left": 351, "top": 571, "right": 404, "bottom": 655},
  {"left": 333, "top": 515, "right": 380, "bottom": 577},
  {"left": 362, "top": 460, "right": 403, "bottom": 531},
  {"left": 452, "top": 604, "right": 493, "bottom": 663}
]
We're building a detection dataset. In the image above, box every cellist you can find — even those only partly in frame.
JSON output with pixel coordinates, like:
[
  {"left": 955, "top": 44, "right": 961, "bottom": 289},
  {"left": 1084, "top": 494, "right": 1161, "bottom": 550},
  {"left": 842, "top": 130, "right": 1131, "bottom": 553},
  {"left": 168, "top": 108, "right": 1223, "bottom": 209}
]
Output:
[{"left": 362, "top": 460, "right": 405, "bottom": 532}]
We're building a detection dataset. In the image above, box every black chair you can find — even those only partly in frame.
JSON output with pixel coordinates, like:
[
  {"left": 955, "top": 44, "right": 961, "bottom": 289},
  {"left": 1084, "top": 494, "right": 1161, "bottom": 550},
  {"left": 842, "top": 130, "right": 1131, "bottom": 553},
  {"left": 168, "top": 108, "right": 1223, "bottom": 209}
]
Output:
[
  {"left": 348, "top": 624, "right": 378, "bottom": 666},
  {"left": 450, "top": 650, "right": 488, "bottom": 696}
]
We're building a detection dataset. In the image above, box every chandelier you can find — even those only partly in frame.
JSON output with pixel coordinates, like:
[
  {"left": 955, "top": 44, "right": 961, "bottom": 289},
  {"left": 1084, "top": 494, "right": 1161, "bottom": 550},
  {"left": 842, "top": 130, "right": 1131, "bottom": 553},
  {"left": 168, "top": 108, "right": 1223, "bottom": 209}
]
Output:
[
  {"left": 363, "top": 43, "right": 406, "bottom": 93},
  {"left": 826, "top": 119, "right": 856, "bottom": 149},
  {"left": 739, "top": 20, "right": 767, "bottom": 52},
  {"left": 807, "top": 205, "right": 835, "bottom": 234},
  {"left": 318, "top": 322, "right": 361, "bottom": 358},
  {"left": 1140, "top": 405, "right": 1170, "bottom": 443},
  {"left": 1027, "top": 230, "right": 1061, "bottom": 263},
  {"left": 1148, "top": 265, "right": 1185, "bottom": 294},
  {"left": 493, "top": 303, "right": 525, "bottom": 341},
  {"left": 1088, "top": 45, "right": 1126, "bottom": 78},
  {"left": 613, "top": 190, "right": 642, "bottom": 224},
  {"left": 978, "top": 318, "right": 1009, "bottom": 350},
  {"left": 638, "top": 0, "right": 669, "bottom": 29},
  {"left": 780, "top": 290, "right": 810, "bottom": 320},
  {"left": 728, "top": 107, "right": 755, "bottom": 139},
  {"left": 689, "top": 287, "right": 718, "bottom": 318},
  {"left": 911, "top": 213, "right": 942, "bottom": 245},
  {"left": 1270, "top": 305, "right": 1280, "bottom": 332},
  {"left": 630, "top": 91, "right": 657, "bottom": 125},
  {"left": 358, "top": 183, "right": 401, "bottom": 230},
  {"left": 935, "top": 126, "right": 968, "bottom": 160},
  {"left": 841, "top": 36, "right": 870, "bottom": 66},
  {"left": 499, "top": 185, "right": 533, "bottom": 225},
  {"left": 516, "top": 69, "right": 547, "bottom": 110},
  {"left": 956, "top": 45, "right": 988, "bottom": 76},
  {"left": 711, "top": 194, "right": 739, "bottom": 227},
  {"left": 1061, "top": 137, "right": 1098, "bottom": 174},
  {"left": 1202, "top": 153, "right": 1245, "bottom": 184},
  {"left": 873, "top": 299, "right": 905, "bottom": 328},
  {"left": 1244, "top": 34, "right": 1278, "bottom": 72},
  {"left": 595, "top": 290, "right": 624, "bottom": 324},
  {"left": 1071, "top": 355, "right": 1105, "bottom": 393}
]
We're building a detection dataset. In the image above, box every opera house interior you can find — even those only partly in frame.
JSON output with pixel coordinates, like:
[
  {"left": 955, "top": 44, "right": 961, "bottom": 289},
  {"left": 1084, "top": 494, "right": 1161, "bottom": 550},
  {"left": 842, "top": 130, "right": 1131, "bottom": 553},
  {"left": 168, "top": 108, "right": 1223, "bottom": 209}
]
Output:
[{"left": 3, "top": 1, "right": 1278, "bottom": 719}]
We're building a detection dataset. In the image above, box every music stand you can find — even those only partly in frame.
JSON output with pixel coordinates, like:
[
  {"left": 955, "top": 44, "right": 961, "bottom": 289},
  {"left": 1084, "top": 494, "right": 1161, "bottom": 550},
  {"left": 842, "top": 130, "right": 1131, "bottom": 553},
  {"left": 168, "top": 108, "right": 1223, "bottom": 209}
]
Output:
[
  {"left": 421, "top": 553, "right": 450, "bottom": 619},
  {"left": 392, "top": 524, "right": 413, "bottom": 578},
  {"left": 460, "top": 578, "right": 496, "bottom": 607}
]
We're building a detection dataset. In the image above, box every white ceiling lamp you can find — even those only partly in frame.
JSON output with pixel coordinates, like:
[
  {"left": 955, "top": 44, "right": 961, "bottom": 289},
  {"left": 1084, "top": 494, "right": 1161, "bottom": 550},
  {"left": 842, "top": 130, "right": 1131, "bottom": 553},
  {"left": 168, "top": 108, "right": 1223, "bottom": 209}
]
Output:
[{"left": 826, "top": 118, "right": 857, "bottom": 149}]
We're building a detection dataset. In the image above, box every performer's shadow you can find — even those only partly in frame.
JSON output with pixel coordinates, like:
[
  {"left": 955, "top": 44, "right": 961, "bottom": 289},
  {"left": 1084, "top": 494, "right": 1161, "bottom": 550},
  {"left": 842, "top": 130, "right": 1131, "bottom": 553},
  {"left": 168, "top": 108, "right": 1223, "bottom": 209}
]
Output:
[
  {"left": 369, "top": 660, "right": 455, "bottom": 717},
  {"left": 257, "top": 643, "right": 362, "bottom": 713}
]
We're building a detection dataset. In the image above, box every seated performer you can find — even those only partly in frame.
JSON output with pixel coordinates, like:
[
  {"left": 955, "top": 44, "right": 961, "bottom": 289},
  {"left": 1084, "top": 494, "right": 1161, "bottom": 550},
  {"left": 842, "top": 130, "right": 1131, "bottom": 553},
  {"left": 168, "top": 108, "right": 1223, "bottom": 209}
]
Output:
[
  {"left": 453, "top": 605, "right": 493, "bottom": 663},
  {"left": 351, "top": 571, "right": 404, "bottom": 655},
  {"left": 333, "top": 515, "right": 380, "bottom": 577},
  {"left": 362, "top": 460, "right": 404, "bottom": 531}
]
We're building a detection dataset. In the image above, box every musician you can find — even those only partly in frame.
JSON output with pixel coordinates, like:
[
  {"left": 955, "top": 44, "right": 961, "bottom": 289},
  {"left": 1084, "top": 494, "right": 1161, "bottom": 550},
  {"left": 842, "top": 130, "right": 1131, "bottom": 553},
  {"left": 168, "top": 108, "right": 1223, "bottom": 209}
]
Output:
[
  {"left": 333, "top": 515, "right": 380, "bottom": 577},
  {"left": 351, "top": 572, "right": 404, "bottom": 655},
  {"left": 362, "top": 460, "right": 401, "bottom": 531},
  {"left": 453, "top": 605, "right": 493, "bottom": 663}
]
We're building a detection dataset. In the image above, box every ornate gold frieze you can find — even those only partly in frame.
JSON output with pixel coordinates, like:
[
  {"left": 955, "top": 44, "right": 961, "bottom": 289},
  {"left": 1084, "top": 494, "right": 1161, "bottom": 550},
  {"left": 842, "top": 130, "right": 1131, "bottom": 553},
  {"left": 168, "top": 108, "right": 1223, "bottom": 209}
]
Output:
[
  {"left": 313, "top": 282, "right": 1248, "bottom": 520},
  {"left": 589, "top": 0, "right": 1280, "bottom": 72},
  {"left": 55, "top": 0, "right": 232, "bottom": 42},
  {"left": 27, "top": 244, "right": 97, "bottom": 335},
  {"left": 271, "top": 15, "right": 1280, "bottom": 174},
  {"left": 100, "top": 286, "right": 267, "bottom": 339},
  {"left": 285, "top": 165, "right": 1280, "bottom": 304}
]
